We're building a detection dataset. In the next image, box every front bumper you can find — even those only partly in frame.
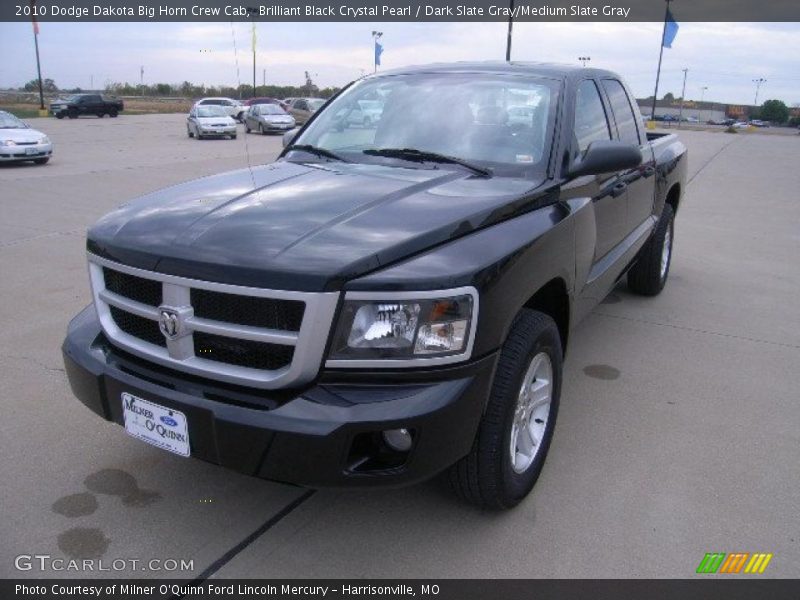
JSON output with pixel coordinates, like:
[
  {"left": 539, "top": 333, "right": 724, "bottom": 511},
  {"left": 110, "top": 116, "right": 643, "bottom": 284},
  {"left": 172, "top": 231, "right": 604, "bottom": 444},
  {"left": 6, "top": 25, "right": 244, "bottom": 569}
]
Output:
[
  {"left": 0, "top": 143, "right": 52, "bottom": 161},
  {"left": 63, "top": 306, "right": 496, "bottom": 488},
  {"left": 200, "top": 127, "right": 237, "bottom": 136}
]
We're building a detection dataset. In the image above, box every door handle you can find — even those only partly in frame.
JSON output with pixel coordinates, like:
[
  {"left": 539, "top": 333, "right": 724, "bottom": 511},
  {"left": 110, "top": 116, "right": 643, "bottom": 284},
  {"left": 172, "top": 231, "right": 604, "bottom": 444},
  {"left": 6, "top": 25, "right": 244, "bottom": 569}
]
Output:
[
  {"left": 610, "top": 183, "right": 627, "bottom": 198},
  {"left": 642, "top": 166, "right": 656, "bottom": 178}
]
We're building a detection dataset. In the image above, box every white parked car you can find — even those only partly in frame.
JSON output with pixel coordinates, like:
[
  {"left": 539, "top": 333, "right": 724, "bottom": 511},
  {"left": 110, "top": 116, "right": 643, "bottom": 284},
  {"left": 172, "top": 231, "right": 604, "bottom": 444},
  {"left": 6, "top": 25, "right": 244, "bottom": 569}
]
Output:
[
  {"left": 0, "top": 110, "right": 53, "bottom": 164},
  {"left": 194, "top": 97, "right": 244, "bottom": 120},
  {"left": 186, "top": 105, "right": 237, "bottom": 140}
]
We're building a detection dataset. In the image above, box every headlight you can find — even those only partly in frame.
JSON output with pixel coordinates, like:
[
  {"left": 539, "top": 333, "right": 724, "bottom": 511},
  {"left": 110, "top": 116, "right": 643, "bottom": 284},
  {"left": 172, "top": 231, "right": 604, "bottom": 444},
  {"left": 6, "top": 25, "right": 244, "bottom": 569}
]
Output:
[
  {"left": 39, "top": 136, "right": 50, "bottom": 144},
  {"left": 1, "top": 140, "right": 17, "bottom": 147},
  {"left": 327, "top": 288, "right": 477, "bottom": 366}
]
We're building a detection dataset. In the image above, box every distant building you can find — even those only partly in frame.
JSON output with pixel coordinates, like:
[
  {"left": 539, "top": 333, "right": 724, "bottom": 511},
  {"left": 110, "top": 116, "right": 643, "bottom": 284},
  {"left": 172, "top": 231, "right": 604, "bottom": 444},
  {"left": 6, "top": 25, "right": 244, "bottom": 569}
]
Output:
[{"left": 636, "top": 98, "right": 761, "bottom": 122}]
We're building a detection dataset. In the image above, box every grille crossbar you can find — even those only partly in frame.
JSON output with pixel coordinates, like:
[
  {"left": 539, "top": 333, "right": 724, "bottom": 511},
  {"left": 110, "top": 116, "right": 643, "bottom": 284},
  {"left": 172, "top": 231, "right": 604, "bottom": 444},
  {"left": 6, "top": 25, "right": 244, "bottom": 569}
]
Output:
[{"left": 88, "top": 255, "right": 339, "bottom": 389}]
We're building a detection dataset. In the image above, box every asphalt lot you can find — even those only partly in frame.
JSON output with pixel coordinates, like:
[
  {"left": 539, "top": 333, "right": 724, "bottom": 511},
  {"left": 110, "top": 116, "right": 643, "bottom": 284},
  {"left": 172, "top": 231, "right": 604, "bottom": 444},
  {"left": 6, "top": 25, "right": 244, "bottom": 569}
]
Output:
[{"left": 1, "top": 114, "right": 798, "bottom": 579}]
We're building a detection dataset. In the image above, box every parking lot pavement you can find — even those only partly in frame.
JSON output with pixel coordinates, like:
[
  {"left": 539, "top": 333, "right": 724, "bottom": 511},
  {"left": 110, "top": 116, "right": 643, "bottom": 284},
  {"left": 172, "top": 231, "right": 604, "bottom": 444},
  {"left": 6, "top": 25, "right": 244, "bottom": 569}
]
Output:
[{"left": 1, "top": 116, "right": 798, "bottom": 579}]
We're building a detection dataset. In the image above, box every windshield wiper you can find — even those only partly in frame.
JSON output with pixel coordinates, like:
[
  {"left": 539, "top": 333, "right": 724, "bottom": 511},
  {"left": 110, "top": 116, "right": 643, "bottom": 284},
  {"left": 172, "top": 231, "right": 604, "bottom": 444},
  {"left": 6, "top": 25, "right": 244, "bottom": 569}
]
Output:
[
  {"left": 363, "top": 148, "right": 492, "bottom": 177},
  {"left": 286, "top": 144, "right": 348, "bottom": 162}
]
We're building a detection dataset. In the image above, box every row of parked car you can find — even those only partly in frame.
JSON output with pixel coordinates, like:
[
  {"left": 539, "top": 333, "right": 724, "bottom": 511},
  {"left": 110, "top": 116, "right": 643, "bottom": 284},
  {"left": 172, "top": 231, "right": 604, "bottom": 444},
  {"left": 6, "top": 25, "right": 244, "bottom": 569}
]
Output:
[{"left": 185, "top": 96, "right": 327, "bottom": 140}]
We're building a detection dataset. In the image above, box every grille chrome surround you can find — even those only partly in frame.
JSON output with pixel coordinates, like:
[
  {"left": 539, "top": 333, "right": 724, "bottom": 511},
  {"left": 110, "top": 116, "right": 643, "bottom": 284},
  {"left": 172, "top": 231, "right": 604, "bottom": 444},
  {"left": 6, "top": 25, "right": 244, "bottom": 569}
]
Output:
[{"left": 88, "top": 253, "right": 339, "bottom": 389}]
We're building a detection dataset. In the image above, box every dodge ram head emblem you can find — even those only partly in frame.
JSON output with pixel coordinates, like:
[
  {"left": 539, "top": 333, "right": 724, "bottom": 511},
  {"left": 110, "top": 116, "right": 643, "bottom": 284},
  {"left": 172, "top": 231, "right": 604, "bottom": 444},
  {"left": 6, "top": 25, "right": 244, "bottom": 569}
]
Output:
[{"left": 158, "top": 309, "right": 182, "bottom": 339}]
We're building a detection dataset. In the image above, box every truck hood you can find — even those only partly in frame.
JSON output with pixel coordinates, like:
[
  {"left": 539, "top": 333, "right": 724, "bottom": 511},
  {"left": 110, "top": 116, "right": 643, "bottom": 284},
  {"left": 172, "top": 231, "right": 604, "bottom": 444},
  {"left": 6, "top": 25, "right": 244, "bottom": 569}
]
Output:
[{"left": 88, "top": 160, "right": 546, "bottom": 291}]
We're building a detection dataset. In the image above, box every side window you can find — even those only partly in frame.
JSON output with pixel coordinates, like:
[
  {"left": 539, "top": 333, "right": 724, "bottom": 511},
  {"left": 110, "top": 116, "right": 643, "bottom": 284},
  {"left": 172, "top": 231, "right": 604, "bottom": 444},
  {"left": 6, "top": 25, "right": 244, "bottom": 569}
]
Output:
[
  {"left": 296, "top": 101, "right": 308, "bottom": 111},
  {"left": 601, "top": 79, "right": 641, "bottom": 145},
  {"left": 574, "top": 80, "right": 611, "bottom": 154}
]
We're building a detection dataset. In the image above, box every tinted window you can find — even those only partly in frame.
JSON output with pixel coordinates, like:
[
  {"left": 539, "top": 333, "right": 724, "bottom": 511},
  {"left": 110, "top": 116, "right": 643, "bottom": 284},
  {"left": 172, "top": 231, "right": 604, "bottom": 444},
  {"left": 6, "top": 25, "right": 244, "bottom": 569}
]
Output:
[
  {"left": 601, "top": 79, "right": 641, "bottom": 145},
  {"left": 574, "top": 80, "right": 611, "bottom": 153}
]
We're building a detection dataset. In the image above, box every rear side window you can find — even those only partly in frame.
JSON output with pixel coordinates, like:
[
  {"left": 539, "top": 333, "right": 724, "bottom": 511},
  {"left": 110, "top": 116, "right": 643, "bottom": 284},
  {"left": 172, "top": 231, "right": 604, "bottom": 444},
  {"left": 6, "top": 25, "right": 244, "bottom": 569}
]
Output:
[
  {"left": 601, "top": 79, "right": 641, "bottom": 145},
  {"left": 574, "top": 80, "right": 611, "bottom": 153}
]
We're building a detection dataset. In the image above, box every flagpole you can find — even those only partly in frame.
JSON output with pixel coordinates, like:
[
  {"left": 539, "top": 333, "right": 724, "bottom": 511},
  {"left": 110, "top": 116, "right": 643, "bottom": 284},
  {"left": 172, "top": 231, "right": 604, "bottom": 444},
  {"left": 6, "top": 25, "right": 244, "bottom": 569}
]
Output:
[
  {"left": 650, "top": 0, "right": 672, "bottom": 121},
  {"left": 30, "top": 0, "right": 45, "bottom": 111},
  {"left": 505, "top": 0, "right": 514, "bottom": 61}
]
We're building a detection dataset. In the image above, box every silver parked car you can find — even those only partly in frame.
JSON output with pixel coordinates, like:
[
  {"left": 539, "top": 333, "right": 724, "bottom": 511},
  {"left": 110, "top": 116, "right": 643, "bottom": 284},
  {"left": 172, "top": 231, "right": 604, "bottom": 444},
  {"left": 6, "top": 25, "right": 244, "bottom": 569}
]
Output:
[
  {"left": 243, "top": 104, "right": 296, "bottom": 134},
  {"left": 186, "top": 105, "right": 237, "bottom": 140},
  {"left": 0, "top": 110, "right": 53, "bottom": 164}
]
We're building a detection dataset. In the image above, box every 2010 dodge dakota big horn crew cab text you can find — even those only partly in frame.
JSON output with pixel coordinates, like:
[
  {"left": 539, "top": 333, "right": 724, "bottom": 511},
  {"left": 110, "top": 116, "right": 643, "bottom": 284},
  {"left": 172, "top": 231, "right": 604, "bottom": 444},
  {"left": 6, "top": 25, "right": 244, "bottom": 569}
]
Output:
[{"left": 63, "top": 63, "right": 687, "bottom": 509}]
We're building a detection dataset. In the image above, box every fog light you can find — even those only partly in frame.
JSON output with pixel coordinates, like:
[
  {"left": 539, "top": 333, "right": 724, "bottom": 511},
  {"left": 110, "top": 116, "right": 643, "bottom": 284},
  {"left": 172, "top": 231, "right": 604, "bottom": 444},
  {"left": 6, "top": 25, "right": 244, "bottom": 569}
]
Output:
[{"left": 382, "top": 428, "right": 413, "bottom": 452}]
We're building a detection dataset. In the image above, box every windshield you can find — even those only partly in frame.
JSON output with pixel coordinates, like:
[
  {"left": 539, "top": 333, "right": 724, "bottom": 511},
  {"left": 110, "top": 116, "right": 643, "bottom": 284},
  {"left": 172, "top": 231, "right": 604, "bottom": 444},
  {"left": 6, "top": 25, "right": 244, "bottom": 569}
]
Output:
[
  {"left": 0, "top": 112, "right": 27, "bottom": 129},
  {"left": 292, "top": 73, "right": 558, "bottom": 178},
  {"left": 196, "top": 106, "right": 227, "bottom": 118},
  {"left": 257, "top": 105, "right": 286, "bottom": 115}
]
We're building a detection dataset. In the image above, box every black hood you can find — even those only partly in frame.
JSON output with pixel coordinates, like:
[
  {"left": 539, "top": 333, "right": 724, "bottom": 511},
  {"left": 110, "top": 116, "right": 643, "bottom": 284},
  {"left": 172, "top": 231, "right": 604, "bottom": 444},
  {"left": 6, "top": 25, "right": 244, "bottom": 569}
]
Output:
[{"left": 88, "top": 160, "right": 546, "bottom": 291}]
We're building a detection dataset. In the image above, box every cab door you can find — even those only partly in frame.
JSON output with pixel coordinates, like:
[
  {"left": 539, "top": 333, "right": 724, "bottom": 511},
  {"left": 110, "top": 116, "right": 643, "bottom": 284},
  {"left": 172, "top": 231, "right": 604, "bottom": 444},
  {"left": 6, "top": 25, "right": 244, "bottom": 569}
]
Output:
[
  {"left": 571, "top": 79, "right": 628, "bottom": 261},
  {"left": 600, "top": 78, "right": 657, "bottom": 233}
]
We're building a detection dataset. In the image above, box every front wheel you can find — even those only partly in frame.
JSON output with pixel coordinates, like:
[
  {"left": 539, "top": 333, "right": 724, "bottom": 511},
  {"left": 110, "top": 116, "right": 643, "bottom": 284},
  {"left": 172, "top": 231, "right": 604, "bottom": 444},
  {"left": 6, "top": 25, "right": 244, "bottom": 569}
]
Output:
[
  {"left": 447, "top": 309, "right": 562, "bottom": 509},
  {"left": 109, "top": 109, "right": 118, "bottom": 118},
  {"left": 627, "top": 204, "right": 675, "bottom": 296},
  {"left": 55, "top": 113, "right": 64, "bottom": 120},
  {"left": 33, "top": 157, "right": 50, "bottom": 165}
]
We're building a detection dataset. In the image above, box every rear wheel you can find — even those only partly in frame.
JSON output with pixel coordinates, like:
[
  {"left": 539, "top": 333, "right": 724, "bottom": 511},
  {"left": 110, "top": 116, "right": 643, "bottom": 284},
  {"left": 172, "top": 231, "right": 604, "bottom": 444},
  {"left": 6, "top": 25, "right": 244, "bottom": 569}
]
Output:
[
  {"left": 627, "top": 204, "right": 675, "bottom": 296},
  {"left": 447, "top": 309, "right": 562, "bottom": 509},
  {"left": 68, "top": 108, "right": 78, "bottom": 119},
  {"left": 245, "top": 122, "right": 251, "bottom": 133},
  {"left": 109, "top": 109, "right": 118, "bottom": 118}
]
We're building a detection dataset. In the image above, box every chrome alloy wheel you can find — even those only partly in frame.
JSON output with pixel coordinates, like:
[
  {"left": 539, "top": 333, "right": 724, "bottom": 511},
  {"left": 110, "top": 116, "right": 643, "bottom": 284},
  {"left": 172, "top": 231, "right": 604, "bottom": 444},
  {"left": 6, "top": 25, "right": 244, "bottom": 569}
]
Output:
[
  {"left": 510, "top": 352, "right": 553, "bottom": 474},
  {"left": 660, "top": 220, "right": 672, "bottom": 280}
]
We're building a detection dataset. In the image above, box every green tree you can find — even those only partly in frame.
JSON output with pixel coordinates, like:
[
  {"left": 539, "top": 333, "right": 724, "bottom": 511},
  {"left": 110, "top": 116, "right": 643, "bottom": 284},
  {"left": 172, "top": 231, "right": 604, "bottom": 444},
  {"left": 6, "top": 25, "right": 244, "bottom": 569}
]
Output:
[
  {"left": 662, "top": 92, "right": 675, "bottom": 103},
  {"left": 23, "top": 78, "right": 58, "bottom": 93},
  {"left": 759, "top": 99, "right": 789, "bottom": 123}
]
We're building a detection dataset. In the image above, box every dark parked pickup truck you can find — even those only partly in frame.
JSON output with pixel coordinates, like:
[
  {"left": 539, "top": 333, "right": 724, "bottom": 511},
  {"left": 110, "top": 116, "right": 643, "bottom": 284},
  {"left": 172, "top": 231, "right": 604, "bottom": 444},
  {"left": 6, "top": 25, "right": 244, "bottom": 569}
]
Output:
[
  {"left": 50, "top": 94, "right": 124, "bottom": 119},
  {"left": 63, "top": 63, "right": 686, "bottom": 508}
]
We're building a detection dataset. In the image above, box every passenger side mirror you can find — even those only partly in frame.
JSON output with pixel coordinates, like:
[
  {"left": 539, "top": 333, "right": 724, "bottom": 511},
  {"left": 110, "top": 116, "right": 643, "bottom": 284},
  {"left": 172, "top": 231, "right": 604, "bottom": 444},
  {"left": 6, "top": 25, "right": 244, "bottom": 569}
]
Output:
[
  {"left": 568, "top": 140, "right": 642, "bottom": 178},
  {"left": 282, "top": 128, "right": 300, "bottom": 148}
]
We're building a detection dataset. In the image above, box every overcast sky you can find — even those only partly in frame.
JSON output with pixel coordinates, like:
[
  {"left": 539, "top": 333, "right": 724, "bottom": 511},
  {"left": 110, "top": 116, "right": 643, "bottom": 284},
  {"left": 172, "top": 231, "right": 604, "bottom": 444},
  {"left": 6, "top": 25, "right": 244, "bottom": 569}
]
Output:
[{"left": 1, "top": 21, "right": 798, "bottom": 106}]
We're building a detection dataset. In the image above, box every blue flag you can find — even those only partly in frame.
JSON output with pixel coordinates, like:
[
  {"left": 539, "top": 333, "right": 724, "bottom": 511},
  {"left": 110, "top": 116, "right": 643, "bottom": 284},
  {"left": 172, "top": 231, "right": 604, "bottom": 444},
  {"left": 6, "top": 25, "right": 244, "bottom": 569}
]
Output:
[
  {"left": 375, "top": 41, "right": 384, "bottom": 66},
  {"left": 663, "top": 9, "right": 679, "bottom": 48}
]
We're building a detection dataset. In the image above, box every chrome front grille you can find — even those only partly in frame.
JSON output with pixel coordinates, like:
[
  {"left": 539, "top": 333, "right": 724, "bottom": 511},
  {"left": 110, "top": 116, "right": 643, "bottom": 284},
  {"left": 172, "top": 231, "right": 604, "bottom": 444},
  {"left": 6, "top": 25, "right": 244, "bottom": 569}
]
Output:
[{"left": 88, "top": 254, "right": 339, "bottom": 389}]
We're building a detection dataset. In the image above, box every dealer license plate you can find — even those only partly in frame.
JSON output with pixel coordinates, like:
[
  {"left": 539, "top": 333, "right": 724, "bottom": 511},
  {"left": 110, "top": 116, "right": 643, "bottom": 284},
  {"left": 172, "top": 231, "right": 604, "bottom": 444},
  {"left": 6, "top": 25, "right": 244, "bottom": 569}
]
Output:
[
  {"left": 121, "top": 393, "right": 190, "bottom": 457},
  {"left": 25, "top": 147, "right": 38, "bottom": 155}
]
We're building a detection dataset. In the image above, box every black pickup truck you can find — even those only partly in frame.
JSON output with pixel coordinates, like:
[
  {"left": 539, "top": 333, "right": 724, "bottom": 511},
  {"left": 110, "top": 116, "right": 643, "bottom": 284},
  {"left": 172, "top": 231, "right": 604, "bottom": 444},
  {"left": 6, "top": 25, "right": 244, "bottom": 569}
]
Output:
[
  {"left": 63, "top": 63, "right": 686, "bottom": 508},
  {"left": 50, "top": 94, "right": 124, "bottom": 119}
]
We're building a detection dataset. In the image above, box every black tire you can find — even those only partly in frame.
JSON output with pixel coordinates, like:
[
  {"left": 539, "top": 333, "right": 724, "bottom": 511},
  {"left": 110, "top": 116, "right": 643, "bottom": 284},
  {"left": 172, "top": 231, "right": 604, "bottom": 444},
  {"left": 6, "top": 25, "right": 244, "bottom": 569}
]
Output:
[
  {"left": 109, "top": 109, "right": 118, "bottom": 118},
  {"left": 55, "top": 113, "right": 64, "bottom": 120},
  {"left": 68, "top": 108, "right": 78, "bottom": 119},
  {"left": 259, "top": 123, "right": 266, "bottom": 135},
  {"left": 33, "top": 157, "right": 50, "bottom": 165},
  {"left": 187, "top": 128, "right": 194, "bottom": 138},
  {"left": 245, "top": 122, "right": 251, "bottom": 133},
  {"left": 447, "top": 309, "right": 562, "bottom": 509},
  {"left": 627, "top": 204, "right": 675, "bottom": 296},
  {"left": 231, "top": 134, "right": 237, "bottom": 140}
]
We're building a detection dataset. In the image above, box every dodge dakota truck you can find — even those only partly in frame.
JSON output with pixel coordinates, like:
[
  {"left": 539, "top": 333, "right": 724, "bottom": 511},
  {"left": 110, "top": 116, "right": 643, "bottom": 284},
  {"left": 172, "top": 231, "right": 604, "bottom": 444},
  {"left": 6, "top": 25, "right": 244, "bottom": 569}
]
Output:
[
  {"left": 50, "top": 94, "right": 124, "bottom": 119},
  {"left": 63, "top": 63, "right": 687, "bottom": 508}
]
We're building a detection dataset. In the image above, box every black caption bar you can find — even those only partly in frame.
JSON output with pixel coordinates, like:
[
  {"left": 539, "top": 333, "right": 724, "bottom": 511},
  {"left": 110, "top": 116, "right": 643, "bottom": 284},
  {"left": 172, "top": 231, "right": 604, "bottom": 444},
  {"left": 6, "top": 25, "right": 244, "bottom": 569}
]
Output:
[
  {"left": 2, "top": 0, "right": 799, "bottom": 22},
  {"left": 3, "top": 579, "right": 800, "bottom": 600}
]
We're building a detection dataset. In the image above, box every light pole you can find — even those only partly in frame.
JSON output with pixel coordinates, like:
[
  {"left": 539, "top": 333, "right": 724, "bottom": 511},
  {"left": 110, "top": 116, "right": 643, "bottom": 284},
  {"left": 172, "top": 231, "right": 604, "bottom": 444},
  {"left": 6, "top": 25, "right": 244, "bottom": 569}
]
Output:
[
  {"left": 372, "top": 31, "right": 383, "bottom": 73},
  {"left": 752, "top": 78, "right": 766, "bottom": 107},
  {"left": 677, "top": 68, "right": 688, "bottom": 127},
  {"left": 578, "top": 56, "right": 591, "bottom": 68},
  {"left": 699, "top": 86, "right": 708, "bottom": 121}
]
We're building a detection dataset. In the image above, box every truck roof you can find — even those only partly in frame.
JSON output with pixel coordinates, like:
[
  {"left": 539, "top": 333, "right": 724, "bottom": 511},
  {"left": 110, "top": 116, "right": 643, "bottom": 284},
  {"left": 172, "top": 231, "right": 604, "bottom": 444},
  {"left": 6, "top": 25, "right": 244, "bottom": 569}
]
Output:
[{"left": 373, "top": 61, "right": 621, "bottom": 82}]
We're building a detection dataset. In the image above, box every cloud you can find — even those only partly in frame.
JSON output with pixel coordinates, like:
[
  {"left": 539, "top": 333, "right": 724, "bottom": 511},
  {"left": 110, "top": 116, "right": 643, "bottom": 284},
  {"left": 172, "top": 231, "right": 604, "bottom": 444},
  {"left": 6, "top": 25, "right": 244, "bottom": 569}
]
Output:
[{"left": 1, "top": 21, "right": 797, "bottom": 105}]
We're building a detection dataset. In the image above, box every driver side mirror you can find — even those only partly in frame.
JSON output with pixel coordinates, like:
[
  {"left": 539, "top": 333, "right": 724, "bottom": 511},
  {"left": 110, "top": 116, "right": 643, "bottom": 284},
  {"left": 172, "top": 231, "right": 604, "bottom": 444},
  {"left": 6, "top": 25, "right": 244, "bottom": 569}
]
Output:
[
  {"left": 568, "top": 140, "right": 642, "bottom": 178},
  {"left": 282, "top": 128, "right": 300, "bottom": 148}
]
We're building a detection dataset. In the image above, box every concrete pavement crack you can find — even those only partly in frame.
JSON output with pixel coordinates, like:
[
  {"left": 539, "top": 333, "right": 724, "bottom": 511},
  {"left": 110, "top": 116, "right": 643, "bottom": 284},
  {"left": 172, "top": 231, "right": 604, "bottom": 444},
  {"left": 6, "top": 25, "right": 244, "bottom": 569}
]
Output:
[
  {"left": 593, "top": 312, "right": 800, "bottom": 350},
  {"left": 1, "top": 354, "right": 66, "bottom": 374}
]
